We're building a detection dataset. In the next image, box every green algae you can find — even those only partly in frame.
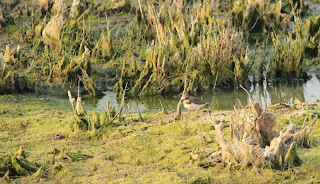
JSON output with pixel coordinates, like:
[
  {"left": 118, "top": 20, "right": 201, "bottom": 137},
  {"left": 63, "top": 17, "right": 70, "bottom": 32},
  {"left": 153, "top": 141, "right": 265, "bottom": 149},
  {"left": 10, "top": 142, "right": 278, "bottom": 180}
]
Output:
[
  {"left": 0, "top": 148, "right": 39, "bottom": 177},
  {"left": 0, "top": 94, "right": 319, "bottom": 182}
]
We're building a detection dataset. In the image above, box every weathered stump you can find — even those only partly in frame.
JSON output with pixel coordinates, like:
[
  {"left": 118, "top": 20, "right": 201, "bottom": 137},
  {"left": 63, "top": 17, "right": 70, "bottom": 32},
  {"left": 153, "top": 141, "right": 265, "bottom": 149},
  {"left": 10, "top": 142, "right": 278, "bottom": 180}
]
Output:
[{"left": 209, "top": 101, "right": 316, "bottom": 170}]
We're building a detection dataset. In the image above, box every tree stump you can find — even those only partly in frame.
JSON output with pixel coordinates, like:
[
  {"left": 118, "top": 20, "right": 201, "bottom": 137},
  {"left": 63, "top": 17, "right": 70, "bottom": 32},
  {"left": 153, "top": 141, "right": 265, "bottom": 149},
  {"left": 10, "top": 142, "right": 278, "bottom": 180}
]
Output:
[{"left": 208, "top": 101, "right": 316, "bottom": 170}]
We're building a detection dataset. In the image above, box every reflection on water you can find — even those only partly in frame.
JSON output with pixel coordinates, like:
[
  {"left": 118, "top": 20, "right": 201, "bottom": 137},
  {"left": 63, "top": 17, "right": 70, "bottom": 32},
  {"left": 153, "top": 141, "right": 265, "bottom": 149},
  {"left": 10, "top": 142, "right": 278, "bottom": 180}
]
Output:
[
  {"left": 81, "top": 74, "right": 320, "bottom": 113},
  {"left": 252, "top": 80, "right": 306, "bottom": 107},
  {"left": 82, "top": 92, "right": 181, "bottom": 113}
]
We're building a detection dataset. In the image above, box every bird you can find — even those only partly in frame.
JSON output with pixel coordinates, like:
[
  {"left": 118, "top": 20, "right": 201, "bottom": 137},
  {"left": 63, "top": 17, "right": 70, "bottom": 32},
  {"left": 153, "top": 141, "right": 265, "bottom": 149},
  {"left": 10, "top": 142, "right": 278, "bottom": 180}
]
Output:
[{"left": 180, "top": 94, "right": 210, "bottom": 112}]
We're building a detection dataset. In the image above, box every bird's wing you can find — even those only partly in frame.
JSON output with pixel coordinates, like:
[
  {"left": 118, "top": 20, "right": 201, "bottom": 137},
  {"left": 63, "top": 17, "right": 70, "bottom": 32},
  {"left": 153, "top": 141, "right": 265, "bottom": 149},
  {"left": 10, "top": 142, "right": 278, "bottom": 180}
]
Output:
[{"left": 190, "top": 96, "right": 206, "bottom": 105}]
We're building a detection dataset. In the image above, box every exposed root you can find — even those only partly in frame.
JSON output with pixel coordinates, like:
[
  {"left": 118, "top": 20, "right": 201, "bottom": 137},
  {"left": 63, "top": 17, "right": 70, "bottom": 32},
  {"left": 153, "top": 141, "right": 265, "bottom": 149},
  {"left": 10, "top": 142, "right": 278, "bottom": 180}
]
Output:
[{"left": 282, "top": 116, "right": 318, "bottom": 147}]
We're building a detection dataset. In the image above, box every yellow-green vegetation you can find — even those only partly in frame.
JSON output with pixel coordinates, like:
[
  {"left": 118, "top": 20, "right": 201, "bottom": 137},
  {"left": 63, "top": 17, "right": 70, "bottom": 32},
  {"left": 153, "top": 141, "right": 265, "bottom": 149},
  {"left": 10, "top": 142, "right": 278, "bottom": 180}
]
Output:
[
  {"left": 231, "top": 0, "right": 309, "bottom": 32},
  {"left": 302, "top": 15, "right": 320, "bottom": 59},
  {"left": 0, "top": 0, "right": 102, "bottom": 96},
  {"left": 114, "top": 0, "right": 252, "bottom": 96},
  {"left": 231, "top": 0, "right": 294, "bottom": 32},
  {"left": 1, "top": 1, "right": 320, "bottom": 182},
  {"left": 0, "top": 0, "right": 316, "bottom": 96},
  {"left": 1, "top": 95, "right": 320, "bottom": 183},
  {"left": 267, "top": 31, "right": 308, "bottom": 80}
]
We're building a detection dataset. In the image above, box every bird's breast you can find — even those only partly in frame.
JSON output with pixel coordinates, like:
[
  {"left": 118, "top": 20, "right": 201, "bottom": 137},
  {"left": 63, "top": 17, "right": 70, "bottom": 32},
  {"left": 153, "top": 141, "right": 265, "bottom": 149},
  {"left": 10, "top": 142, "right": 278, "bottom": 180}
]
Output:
[{"left": 183, "top": 102, "right": 204, "bottom": 110}]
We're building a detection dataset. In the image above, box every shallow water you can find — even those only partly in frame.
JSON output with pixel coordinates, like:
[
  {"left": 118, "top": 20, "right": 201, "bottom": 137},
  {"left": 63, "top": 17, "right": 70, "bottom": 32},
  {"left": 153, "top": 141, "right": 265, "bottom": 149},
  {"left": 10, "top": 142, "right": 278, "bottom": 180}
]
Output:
[{"left": 77, "top": 74, "right": 320, "bottom": 113}]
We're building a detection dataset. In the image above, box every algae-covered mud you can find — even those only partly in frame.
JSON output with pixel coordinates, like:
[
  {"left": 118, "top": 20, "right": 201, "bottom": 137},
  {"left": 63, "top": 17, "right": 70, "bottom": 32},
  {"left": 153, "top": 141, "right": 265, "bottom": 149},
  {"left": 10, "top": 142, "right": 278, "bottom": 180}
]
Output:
[
  {"left": 1, "top": 94, "right": 320, "bottom": 183},
  {"left": 1, "top": 0, "right": 320, "bottom": 183}
]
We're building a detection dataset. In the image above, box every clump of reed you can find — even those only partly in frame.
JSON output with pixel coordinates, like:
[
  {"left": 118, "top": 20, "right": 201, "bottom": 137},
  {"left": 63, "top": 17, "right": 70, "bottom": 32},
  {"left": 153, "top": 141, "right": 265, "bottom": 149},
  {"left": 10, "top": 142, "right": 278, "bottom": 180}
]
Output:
[
  {"left": 68, "top": 85, "right": 129, "bottom": 138},
  {"left": 249, "top": 15, "right": 312, "bottom": 83},
  {"left": 301, "top": 15, "right": 320, "bottom": 57},
  {"left": 115, "top": 0, "right": 250, "bottom": 96},
  {"left": 0, "top": 61, "right": 13, "bottom": 94},
  {"left": 68, "top": 90, "right": 108, "bottom": 134},
  {"left": 0, "top": 45, "right": 35, "bottom": 94},
  {"left": 6, "top": 0, "right": 104, "bottom": 96},
  {"left": 267, "top": 31, "right": 308, "bottom": 81}
]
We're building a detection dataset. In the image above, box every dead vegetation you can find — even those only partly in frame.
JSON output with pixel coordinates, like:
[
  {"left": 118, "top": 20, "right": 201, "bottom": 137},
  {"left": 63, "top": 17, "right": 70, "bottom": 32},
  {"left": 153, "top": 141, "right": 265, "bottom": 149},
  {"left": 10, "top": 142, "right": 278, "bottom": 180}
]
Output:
[
  {"left": 208, "top": 100, "right": 318, "bottom": 170},
  {"left": 67, "top": 82, "right": 131, "bottom": 135}
]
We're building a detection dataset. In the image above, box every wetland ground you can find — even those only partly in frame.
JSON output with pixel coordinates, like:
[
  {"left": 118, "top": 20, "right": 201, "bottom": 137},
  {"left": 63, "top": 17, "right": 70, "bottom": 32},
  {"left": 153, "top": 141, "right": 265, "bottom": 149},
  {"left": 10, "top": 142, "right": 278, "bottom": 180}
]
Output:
[
  {"left": 1, "top": 94, "right": 320, "bottom": 183},
  {"left": 1, "top": 0, "right": 320, "bottom": 183}
]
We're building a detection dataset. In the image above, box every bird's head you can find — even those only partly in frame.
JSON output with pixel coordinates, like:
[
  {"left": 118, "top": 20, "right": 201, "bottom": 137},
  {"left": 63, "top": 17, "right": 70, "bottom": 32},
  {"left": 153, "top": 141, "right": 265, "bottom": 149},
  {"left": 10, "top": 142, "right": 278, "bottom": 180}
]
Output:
[{"left": 181, "top": 94, "right": 190, "bottom": 102}]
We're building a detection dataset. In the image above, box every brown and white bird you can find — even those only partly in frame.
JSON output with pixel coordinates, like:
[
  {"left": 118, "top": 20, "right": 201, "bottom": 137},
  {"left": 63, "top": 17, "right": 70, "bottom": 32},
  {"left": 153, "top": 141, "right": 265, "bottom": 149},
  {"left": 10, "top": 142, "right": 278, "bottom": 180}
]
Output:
[{"left": 181, "top": 94, "right": 210, "bottom": 111}]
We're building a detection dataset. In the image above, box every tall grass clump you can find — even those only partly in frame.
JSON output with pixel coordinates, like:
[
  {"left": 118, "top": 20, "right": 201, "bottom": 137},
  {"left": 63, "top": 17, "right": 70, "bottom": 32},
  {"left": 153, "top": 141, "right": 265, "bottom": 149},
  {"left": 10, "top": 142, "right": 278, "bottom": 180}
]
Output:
[
  {"left": 301, "top": 15, "right": 320, "bottom": 58},
  {"left": 4, "top": 1, "right": 106, "bottom": 95},
  {"left": 0, "top": 63, "right": 13, "bottom": 94},
  {"left": 267, "top": 31, "right": 309, "bottom": 81},
  {"left": 116, "top": 0, "right": 250, "bottom": 96},
  {"left": 0, "top": 45, "right": 35, "bottom": 94}
]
